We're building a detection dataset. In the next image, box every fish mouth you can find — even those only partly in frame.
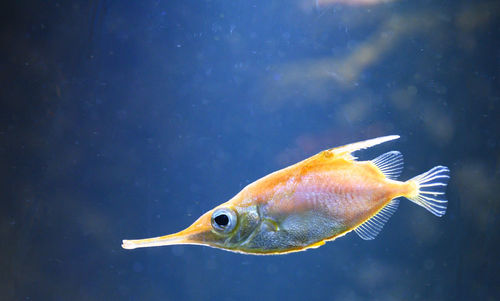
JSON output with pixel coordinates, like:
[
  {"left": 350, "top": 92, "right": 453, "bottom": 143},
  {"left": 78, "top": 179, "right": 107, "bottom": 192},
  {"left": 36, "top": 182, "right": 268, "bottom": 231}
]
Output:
[
  {"left": 122, "top": 232, "right": 193, "bottom": 249},
  {"left": 122, "top": 211, "right": 214, "bottom": 250}
]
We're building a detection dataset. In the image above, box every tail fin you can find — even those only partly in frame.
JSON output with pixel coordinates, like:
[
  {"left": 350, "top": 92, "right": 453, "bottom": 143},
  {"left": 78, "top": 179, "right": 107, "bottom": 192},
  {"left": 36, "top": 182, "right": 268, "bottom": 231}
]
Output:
[{"left": 406, "top": 166, "right": 450, "bottom": 217}]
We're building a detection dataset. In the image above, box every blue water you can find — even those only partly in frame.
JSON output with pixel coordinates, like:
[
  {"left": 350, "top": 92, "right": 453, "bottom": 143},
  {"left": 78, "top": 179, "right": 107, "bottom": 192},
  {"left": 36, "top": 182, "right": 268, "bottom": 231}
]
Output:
[{"left": 2, "top": 0, "right": 499, "bottom": 300}]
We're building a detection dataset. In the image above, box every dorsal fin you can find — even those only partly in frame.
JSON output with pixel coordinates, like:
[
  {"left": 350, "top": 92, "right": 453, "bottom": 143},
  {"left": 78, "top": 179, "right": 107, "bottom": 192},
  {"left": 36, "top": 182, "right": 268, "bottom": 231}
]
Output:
[
  {"left": 329, "top": 135, "right": 400, "bottom": 160},
  {"left": 371, "top": 151, "right": 404, "bottom": 180},
  {"left": 354, "top": 199, "right": 400, "bottom": 240},
  {"left": 294, "top": 135, "right": 400, "bottom": 169}
]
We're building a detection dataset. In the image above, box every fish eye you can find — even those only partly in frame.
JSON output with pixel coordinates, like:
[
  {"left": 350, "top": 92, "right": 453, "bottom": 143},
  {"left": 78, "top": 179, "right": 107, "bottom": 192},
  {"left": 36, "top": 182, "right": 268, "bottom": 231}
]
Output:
[{"left": 211, "top": 207, "right": 237, "bottom": 234}]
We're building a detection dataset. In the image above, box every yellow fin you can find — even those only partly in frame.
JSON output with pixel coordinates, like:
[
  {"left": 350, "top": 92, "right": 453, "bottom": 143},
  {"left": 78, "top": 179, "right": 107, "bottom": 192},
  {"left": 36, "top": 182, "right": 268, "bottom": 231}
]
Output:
[{"left": 307, "top": 240, "right": 326, "bottom": 249}]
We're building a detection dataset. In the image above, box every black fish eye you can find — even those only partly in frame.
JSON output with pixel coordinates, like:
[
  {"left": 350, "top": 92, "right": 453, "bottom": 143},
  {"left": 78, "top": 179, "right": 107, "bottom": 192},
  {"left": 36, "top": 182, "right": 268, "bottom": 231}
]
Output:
[
  {"left": 214, "top": 214, "right": 229, "bottom": 226},
  {"left": 211, "top": 208, "right": 237, "bottom": 233}
]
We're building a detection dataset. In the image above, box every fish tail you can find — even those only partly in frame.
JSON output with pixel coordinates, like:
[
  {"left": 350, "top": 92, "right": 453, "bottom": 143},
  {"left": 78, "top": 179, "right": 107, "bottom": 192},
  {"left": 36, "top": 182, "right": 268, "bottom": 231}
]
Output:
[{"left": 404, "top": 166, "right": 450, "bottom": 217}]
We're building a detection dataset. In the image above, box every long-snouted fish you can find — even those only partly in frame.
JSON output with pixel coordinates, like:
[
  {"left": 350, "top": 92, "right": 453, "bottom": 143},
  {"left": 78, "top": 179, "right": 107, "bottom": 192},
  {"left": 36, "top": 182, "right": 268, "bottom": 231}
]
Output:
[{"left": 122, "top": 135, "right": 449, "bottom": 255}]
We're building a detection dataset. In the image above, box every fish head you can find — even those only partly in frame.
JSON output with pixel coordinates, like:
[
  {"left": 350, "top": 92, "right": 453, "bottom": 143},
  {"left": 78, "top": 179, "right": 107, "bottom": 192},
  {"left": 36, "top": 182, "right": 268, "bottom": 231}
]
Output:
[{"left": 121, "top": 203, "right": 261, "bottom": 253}]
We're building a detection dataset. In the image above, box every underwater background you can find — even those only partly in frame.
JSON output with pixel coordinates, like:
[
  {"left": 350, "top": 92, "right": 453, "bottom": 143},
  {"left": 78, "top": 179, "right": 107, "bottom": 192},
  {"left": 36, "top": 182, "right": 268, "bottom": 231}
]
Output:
[{"left": 2, "top": 0, "right": 499, "bottom": 300}]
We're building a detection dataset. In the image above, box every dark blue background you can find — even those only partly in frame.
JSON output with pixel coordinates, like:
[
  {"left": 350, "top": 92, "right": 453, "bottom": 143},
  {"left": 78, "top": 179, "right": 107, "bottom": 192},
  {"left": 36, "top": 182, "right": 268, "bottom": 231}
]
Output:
[{"left": 2, "top": 0, "right": 499, "bottom": 300}]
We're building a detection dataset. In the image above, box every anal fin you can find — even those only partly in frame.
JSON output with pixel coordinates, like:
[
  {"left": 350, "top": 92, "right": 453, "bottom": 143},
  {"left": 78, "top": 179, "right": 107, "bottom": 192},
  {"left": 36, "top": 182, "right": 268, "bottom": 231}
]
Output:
[{"left": 354, "top": 199, "right": 400, "bottom": 240}]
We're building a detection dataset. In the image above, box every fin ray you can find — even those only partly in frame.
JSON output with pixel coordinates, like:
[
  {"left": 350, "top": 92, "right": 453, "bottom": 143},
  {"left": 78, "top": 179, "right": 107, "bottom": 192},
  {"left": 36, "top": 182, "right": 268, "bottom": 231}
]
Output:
[
  {"left": 371, "top": 151, "right": 404, "bottom": 179},
  {"left": 354, "top": 199, "right": 400, "bottom": 240},
  {"left": 406, "top": 166, "right": 449, "bottom": 217}
]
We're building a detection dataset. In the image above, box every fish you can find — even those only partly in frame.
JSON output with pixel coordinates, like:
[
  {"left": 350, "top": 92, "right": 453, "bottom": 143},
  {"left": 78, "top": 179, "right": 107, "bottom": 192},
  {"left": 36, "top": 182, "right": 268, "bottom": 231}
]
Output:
[{"left": 122, "top": 135, "right": 449, "bottom": 255}]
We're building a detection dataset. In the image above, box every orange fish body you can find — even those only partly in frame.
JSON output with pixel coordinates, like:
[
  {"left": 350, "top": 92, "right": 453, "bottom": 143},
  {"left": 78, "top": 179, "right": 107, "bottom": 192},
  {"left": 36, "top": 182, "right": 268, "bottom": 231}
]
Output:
[{"left": 122, "top": 135, "right": 449, "bottom": 255}]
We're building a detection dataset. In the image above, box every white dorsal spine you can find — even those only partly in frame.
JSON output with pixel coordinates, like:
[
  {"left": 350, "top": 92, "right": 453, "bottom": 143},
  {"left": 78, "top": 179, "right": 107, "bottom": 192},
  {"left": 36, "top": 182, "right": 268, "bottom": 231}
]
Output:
[{"left": 331, "top": 135, "right": 400, "bottom": 157}]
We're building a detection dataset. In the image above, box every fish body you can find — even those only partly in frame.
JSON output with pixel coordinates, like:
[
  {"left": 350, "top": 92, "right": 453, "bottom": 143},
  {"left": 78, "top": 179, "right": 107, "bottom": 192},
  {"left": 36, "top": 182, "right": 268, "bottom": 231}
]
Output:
[{"left": 122, "top": 135, "right": 449, "bottom": 255}]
